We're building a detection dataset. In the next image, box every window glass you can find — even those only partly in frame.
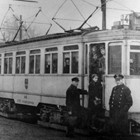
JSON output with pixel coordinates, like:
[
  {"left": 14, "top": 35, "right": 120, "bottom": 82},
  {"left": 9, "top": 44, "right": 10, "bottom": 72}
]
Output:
[
  {"left": 4, "top": 58, "right": 8, "bottom": 74},
  {"left": 16, "top": 51, "right": 26, "bottom": 74},
  {"left": 52, "top": 53, "right": 58, "bottom": 73},
  {"left": 46, "top": 47, "right": 58, "bottom": 52},
  {"left": 29, "top": 50, "right": 40, "bottom": 74},
  {"left": 0, "top": 59, "right": 1, "bottom": 74},
  {"left": 85, "top": 45, "right": 88, "bottom": 74},
  {"left": 45, "top": 54, "right": 50, "bottom": 73},
  {"left": 63, "top": 53, "right": 70, "bottom": 73},
  {"left": 29, "top": 55, "right": 34, "bottom": 74},
  {"left": 9, "top": 58, "right": 13, "bottom": 74},
  {"left": 64, "top": 45, "right": 79, "bottom": 51},
  {"left": 16, "top": 57, "right": 20, "bottom": 74},
  {"left": 21, "top": 56, "right": 25, "bottom": 74},
  {"left": 35, "top": 55, "right": 40, "bottom": 74},
  {"left": 44, "top": 47, "right": 58, "bottom": 74},
  {"left": 108, "top": 45, "right": 121, "bottom": 74},
  {"left": 130, "top": 52, "right": 140, "bottom": 75},
  {"left": 4, "top": 53, "right": 13, "bottom": 74},
  {"left": 71, "top": 52, "right": 78, "bottom": 73}
]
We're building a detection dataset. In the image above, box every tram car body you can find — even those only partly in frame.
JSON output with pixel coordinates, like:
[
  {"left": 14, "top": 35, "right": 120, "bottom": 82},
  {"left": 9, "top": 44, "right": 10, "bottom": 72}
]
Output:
[{"left": 0, "top": 28, "right": 140, "bottom": 130}]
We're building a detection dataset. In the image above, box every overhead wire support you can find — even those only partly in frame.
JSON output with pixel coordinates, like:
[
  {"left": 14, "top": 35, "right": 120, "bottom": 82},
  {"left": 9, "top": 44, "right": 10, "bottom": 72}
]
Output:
[
  {"left": 0, "top": 4, "right": 15, "bottom": 41},
  {"left": 71, "top": 0, "right": 85, "bottom": 20},
  {"left": 52, "top": 18, "right": 66, "bottom": 32},
  {"left": 13, "top": 14, "right": 30, "bottom": 39},
  {"left": 77, "top": 6, "right": 99, "bottom": 30},
  {"left": 26, "top": 7, "right": 42, "bottom": 31},
  {"left": 53, "top": 0, "right": 67, "bottom": 18},
  {"left": 12, "top": 21, "right": 23, "bottom": 41},
  {"left": 46, "top": 24, "right": 52, "bottom": 35}
]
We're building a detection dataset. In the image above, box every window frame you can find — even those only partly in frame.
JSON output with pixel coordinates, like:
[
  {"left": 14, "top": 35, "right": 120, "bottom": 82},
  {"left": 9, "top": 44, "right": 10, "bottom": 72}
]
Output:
[
  {"left": 63, "top": 45, "right": 79, "bottom": 74},
  {"left": 4, "top": 52, "right": 13, "bottom": 74},
  {"left": 129, "top": 45, "right": 140, "bottom": 75},
  {"left": 15, "top": 51, "right": 26, "bottom": 74},
  {"left": 29, "top": 49, "right": 41, "bottom": 74},
  {"left": 108, "top": 42, "right": 122, "bottom": 75},
  {"left": 44, "top": 47, "right": 58, "bottom": 74}
]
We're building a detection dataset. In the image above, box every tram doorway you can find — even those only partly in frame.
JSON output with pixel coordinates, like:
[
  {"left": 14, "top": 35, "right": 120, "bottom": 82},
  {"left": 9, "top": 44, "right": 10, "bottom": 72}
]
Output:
[{"left": 89, "top": 43, "right": 105, "bottom": 109}]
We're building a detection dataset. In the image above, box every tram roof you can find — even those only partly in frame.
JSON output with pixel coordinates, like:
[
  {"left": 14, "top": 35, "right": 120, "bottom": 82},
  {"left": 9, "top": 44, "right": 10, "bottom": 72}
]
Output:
[
  {"left": 1, "top": 28, "right": 140, "bottom": 48},
  {"left": 0, "top": 31, "right": 83, "bottom": 48}
]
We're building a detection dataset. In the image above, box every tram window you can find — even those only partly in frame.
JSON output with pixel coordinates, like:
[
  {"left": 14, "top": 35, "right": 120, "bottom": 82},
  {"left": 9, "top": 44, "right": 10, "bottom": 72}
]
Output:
[
  {"left": 64, "top": 45, "right": 79, "bottom": 50},
  {"left": 0, "top": 55, "right": 1, "bottom": 74},
  {"left": 85, "top": 45, "right": 88, "bottom": 74},
  {"left": 21, "top": 56, "right": 25, "bottom": 73},
  {"left": 35, "top": 55, "right": 40, "bottom": 74},
  {"left": 16, "top": 57, "right": 20, "bottom": 74},
  {"left": 45, "top": 47, "right": 58, "bottom": 74},
  {"left": 16, "top": 51, "right": 26, "bottom": 74},
  {"left": 108, "top": 45, "right": 121, "bottom": 74},
  {"left": 4, "top": 53, "right": 13, "bottom": 74},
  {"left": 29, "top": 56, "right": 34, "bottom": 74},
  {"left": 52, "top": 53, "right": 58, "bottom": 73},
  {"left": 45, "top": 54, "right": 51, "bottom": 73},
  {"left": 63, "top": 51, "right": 79, "bottom": 74},
  {"left": 63, "top": 53, "right": 70, "bottom": 73},
  {"left": 130, "top": 52, "right": 140, "bottom": 75},
  {"left": 71, "top": 52, "right": 78, "bottom": 73},
  {"left": 4, "top": 58, "right": 8, "bottom": 74},
  {"left": 29, "top": 49, "right": 40, "bottom": 74}
]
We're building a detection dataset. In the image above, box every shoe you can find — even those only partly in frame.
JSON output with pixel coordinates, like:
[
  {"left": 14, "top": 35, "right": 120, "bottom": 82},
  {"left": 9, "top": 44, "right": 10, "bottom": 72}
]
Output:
[
  {"left": 89, "top": 125, "right": 97, "bottom": 131},
  {"left": 66, "top": 133, "right": 75, "bottom": 138}
]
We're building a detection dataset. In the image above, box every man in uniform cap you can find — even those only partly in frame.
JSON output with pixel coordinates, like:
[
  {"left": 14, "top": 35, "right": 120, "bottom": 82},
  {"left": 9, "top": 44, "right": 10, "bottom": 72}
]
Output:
[
  {"left": 109, "top": 74, "right": 133, "bottom": 135},
  {"left": 65, "top": 77, "right": 87, "bottom": 137}
]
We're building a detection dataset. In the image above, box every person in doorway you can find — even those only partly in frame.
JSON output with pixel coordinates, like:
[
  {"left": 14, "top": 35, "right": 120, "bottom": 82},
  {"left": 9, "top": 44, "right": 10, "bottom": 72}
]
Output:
[
  {"left": 99, "top": 46, "right": 106, "bottom": 81},
  {"left": 88, "top": 74, "right": 102, "bottom": 130},
  {"left": 109, "top": 74, "right": 133, "bottom": 135}
]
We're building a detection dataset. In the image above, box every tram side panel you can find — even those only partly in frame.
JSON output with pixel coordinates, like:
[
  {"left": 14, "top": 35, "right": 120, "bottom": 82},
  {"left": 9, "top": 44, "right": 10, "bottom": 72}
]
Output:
[{"left": 0, "top": 75, "right": 13, "bottom": 99}]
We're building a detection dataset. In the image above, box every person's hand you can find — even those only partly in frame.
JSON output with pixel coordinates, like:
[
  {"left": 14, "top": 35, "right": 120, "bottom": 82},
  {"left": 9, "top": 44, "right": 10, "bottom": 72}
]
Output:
[{"left": 68, "top": 111, "right": 72, "bottom": 115}]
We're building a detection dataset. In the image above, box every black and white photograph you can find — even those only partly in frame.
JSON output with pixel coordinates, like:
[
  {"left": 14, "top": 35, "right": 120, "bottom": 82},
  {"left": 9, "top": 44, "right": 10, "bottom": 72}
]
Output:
[{"left": 0, "top": 0, "right": 140, "bottom": 139}]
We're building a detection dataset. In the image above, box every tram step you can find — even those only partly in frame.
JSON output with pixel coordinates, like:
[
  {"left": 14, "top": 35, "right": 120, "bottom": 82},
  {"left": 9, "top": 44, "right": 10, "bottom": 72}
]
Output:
[
  {"left": 0, "top": 112, "right": 16, "bottom": 119},
  {"left": 38, "top": 120, "right": 89, "bottom": 135}
]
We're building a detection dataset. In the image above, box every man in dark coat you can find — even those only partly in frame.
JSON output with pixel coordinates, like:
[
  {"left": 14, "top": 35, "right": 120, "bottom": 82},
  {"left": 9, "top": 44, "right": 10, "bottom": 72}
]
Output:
[
  {"left": 65, "top": 77, "right": 82, "bottom": 137},
  {"left": 109, "top": 74, "right": 133, "bottom": 135}
]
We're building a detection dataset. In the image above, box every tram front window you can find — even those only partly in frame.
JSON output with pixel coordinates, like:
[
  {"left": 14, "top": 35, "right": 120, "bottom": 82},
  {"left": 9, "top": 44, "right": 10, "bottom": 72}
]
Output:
[
  {"left": 130, "top": 53, "right": 140, "bottom": 75},
  {"left": 108, "top": 45, "right": 121, "bottom": 74}
]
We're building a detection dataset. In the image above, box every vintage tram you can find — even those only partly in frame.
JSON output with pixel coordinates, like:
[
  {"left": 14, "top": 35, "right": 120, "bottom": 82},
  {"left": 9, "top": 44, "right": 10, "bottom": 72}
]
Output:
[{"left": 0, "top": 25, "right": 140, "bottom": 134}]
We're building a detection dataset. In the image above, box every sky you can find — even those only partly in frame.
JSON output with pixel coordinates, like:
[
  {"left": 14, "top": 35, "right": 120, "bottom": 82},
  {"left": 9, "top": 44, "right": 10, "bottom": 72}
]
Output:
[{"left": 0, "top": 0, "right": 140, "bottom": 40}]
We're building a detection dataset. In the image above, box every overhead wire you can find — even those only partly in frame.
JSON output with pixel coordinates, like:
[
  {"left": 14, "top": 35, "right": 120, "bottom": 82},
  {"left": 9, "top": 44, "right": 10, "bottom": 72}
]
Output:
[
  {"left": 0, "top": 5, "right": 15, "bottom": 41},
  {"left": 81, "top": 0, "right": 130, "bottom": 12},
  {"left": 112, "top": 0, "right": 134, "bottom": 12},
  {"left": 13, "top": 14, "right": 30, "bottom": 38},
  {"left": 53, "top": 0, "right": 67, "bottom": 18},
  {"left": 26, "top": 7, "right": 41, "bottom": 30}
]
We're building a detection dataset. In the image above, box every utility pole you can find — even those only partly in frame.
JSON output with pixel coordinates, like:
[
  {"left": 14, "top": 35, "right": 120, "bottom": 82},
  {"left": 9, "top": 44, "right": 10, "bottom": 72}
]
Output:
[{"left": 101, "top": 0, "right": 106, "bottom": 30}]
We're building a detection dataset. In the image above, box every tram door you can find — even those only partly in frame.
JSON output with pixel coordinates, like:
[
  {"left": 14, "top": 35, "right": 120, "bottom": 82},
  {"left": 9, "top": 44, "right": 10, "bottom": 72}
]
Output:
[{"left": 89, "top": 43, "right": 105, "bottom": 108}]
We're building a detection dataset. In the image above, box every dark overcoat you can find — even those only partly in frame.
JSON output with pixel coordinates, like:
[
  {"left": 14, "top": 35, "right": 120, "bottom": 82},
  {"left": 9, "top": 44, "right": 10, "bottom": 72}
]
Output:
[
  {"left": 109, "top": 84, "right": 133, "bottom": 134},
  {"left": 66, "top": 84, "right": 81, "bottom": 116},
  {"left": 88, "top": 81, "right": 102, "bottom": 114}
]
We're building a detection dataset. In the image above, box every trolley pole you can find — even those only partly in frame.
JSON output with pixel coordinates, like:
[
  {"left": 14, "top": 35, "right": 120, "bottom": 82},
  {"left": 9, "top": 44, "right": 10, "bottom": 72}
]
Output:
[
  {"left": 101, "top": 0, "right": 106, "bottom": 30},
  {"left": 19, "top": 15, "right": 22, "bottom": 41}
]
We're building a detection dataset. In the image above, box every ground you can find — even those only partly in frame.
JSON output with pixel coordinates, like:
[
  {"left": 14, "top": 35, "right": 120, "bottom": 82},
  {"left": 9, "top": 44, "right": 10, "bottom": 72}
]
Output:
[{"left": 0, "top": 116, "right": 139, "bottom": 140}]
